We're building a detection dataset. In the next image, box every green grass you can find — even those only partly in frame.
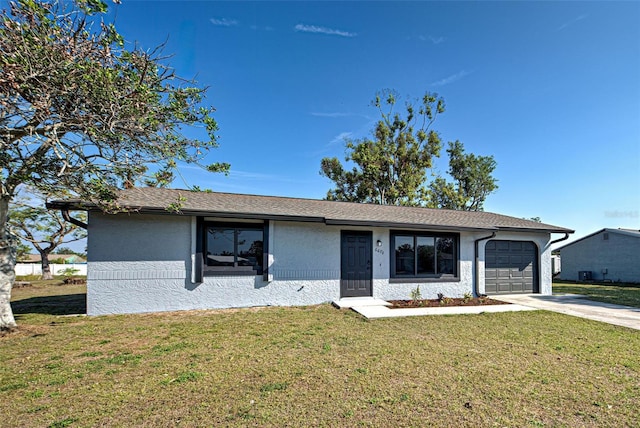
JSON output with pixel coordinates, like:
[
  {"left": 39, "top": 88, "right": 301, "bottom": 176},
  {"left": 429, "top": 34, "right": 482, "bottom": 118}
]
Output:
[
  {"left": 2, "top": 282, "right": 640, "bottom": 426},
  {"left": 554, "top": 281, "right": 640, "bottom": 308}
]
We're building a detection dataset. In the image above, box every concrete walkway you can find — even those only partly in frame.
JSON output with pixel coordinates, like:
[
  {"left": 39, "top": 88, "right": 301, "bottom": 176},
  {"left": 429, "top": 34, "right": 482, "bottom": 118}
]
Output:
[
  {"left": 333, "top": 297, "right": 537, "bottom": 319},
  {"left": 496, "top": 294, "right": 640, "bottom": 331}
]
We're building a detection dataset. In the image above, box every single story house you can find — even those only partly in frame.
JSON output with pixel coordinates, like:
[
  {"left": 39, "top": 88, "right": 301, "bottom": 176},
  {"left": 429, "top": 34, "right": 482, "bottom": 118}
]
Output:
[
  {"left": 557, "top": 228, "right": 640, "bottom": 283},
  {"left": 48, "top": 188, "right": 573, "bottom": 316}
]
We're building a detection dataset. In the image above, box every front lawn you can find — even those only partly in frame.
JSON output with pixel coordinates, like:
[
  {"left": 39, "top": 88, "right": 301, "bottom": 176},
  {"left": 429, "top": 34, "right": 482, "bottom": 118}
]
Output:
[
  {"left": 2, "top": 282, "right": 639, "bottom": 427},
  {"left": 554, "top": 281, "right": 640, "bottom": 308}
]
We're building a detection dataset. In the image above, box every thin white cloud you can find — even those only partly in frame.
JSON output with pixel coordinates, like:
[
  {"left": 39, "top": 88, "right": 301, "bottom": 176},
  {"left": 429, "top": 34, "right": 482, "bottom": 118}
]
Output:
[
  {"left": 330, "top": 132, "right": 353, "bottom": 145},
  {"left": 307, "top": 131, "right": 355, "bottom": 158},
  {"left": 556, "top": 14, "right": 587, "bottom": 32},
  {"left": 210, "top": 17, "right": 238, "bottom": 27},
  {"left": 431, "top": 70, "right": 472, "bottom": 87},
  {"left": 418, "top": 35, "right": 445, "bottom": 44},
  {"left": 229, "top": 170, "right": 286, "bottom": 181},
  {"left": 311, "top": 112, "right": 351, "bottom": 118},
  {"left": 294, "top": 23, "right": 356, "bottom": 37}
]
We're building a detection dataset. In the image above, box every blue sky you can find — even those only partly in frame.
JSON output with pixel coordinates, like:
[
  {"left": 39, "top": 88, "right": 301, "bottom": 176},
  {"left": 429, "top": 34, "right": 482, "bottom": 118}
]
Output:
[{"left": 108, "top": 1, "right": 637, "bottom": 246}]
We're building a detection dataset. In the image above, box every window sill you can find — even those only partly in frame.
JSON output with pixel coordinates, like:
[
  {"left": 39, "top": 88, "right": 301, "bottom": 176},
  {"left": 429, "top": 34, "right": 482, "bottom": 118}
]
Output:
[
  {"left": 204, "top": 268, "right": 262, "bottom": 277},
  {"left": 389, "top": 276, "right": 460, "bottom": 284}
]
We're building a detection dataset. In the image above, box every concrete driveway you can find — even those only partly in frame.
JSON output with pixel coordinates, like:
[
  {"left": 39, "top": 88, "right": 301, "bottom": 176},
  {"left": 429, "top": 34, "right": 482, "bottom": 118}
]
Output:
[{"left": 496, "top": 294, "right": 640, "bottom": 331}]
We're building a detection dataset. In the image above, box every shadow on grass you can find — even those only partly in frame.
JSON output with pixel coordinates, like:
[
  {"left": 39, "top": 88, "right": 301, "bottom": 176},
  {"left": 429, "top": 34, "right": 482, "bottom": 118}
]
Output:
[{"left": 12, "top": 293, "right": 86, "bottom": 316}]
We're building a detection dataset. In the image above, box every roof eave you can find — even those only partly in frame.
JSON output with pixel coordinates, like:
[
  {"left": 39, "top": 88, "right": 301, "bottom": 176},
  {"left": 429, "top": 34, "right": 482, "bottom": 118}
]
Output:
[
  {"left": 495, "top": 226, "right": 575, "bottom": 234},
  {"left": 324, "top": 218, "right": 497, "bottom": 232},
  {"left": 47, "top": 199, "right": 574, "bottom": 235}
]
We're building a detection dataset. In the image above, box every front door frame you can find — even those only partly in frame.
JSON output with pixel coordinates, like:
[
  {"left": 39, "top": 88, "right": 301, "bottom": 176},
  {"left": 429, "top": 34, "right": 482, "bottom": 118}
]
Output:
[{"left": 340, "top": 230, "right": 373, "bottom": 298}]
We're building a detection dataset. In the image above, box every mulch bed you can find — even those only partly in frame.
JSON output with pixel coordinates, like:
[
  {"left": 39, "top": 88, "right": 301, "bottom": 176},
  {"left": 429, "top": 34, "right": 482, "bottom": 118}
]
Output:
[
  {"left": 388, "top": 297, "right": 510, "bottom": 309},
  {"left": 63, "top": 277, "right": 86, "bottom": 285}
]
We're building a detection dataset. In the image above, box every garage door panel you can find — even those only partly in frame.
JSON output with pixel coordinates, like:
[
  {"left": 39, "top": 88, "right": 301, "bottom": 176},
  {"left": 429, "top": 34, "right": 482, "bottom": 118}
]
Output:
[
  {"left": 497, "top": 255, "right": 510, "bottom": 264},
  {"left": 496, "top": 241, "right": 510, "bottom": 251},
  {"left": 498, "top": 282, "right": 512, "bottom": 293},
  {"left": 485, "top": 240, "right": 537, "bottom": 294},
  {"left": 510, "top": 255, "right": 522, "bottom": 264},
  {"left": 510, "top": 242, "right": 523, "bottom": 251},
  {"left": 510, "top": 269, "right": 524, "bottom": 279},
  {"left": 497, "top": 269, "right": 510, "bottom": 278}
]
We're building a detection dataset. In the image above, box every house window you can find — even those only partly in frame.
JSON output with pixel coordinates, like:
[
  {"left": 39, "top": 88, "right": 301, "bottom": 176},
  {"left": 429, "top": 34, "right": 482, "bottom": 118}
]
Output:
[
  {"left": 390, "top": 231, "right": 458, "bottom": 280},
  {"left": 204, "top": 223, "right": 264, "bottom": 275}
]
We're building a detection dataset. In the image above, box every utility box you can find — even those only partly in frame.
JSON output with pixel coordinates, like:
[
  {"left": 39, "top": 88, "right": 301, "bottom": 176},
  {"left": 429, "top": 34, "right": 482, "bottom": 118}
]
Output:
[
  {"left": 551, "top": 255, "right": 561, "bottom": 275},
  {"left": 578, "top": 271, "right": 592, "bottom": 281}
]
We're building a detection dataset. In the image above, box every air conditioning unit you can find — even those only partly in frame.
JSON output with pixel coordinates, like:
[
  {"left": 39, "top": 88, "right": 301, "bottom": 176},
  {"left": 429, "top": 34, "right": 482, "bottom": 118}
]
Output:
[{"left": 578, "top": 271, "right": 592, "bottom": 281}]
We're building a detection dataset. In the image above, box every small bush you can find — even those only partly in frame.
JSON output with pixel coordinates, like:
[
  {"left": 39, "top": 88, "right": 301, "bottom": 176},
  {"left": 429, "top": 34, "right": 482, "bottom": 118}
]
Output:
[
  {"left": 59, "top": 267, "right": 79, "bottom": 278},
  {"left": 410, "top": 286, "right": 422, "bottom": 302}
]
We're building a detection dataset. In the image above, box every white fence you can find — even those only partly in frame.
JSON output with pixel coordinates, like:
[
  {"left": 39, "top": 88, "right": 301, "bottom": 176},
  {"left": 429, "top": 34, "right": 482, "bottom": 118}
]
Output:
[{"left": 15, "top": 263, "right": 87, "bottom": 277}]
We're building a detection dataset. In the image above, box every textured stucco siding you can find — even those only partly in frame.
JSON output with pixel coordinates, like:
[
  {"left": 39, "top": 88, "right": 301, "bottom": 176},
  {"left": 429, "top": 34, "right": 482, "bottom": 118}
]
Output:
[
  {"left": 87, "top": 212, "right": 554, "bottom": 315},
  {"left": 373, "top": 232, "right": 475, "bottom": 301},
  {"left": 87, "top": 212, "right": 193, "bottom": 315},
  {"left": 559, "top": 232, "right": 640, "bottom": 282}
]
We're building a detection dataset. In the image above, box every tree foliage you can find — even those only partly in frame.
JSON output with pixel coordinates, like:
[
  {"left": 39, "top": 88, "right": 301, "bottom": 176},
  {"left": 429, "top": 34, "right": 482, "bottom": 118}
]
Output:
[
  {"left": 15, "top": 240, "right": 31, "bottom": 260},
  {"left": 320, "top": 90, "right": 445, "bottom": 206},
  {"left": 10, "top": 190, "right": 87, "bottom": 279},
  {"left": 0, "top": 0, "right": 228, "bottom": 329},
  {"left": 427, "top": 141, "right": 498, "bottom": 211},
  {"left": 54, "top": 246, "right": 85, "bottom": 256},
  {"left": 320, "top": 90, "right": 498, "bottom": 210}
]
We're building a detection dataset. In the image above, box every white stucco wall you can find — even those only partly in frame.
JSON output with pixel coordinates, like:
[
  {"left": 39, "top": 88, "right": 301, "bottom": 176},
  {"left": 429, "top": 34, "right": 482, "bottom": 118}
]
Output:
[
  {"left": 373, "top": 232, "right": 474, "bottom": 301},
  {"left": 87, "top": 212, "right": 193, "bottom": 315},
  {"left": 86, "top": 212, "right": 554, "bottom": 315},
  {"left": 559, "top": 231, "right": 640, "bottom": 283}
]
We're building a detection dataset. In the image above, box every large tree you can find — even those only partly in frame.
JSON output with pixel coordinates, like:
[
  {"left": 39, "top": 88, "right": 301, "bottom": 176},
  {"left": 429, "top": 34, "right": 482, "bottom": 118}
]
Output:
[
  {"left": 320, "top": 90, "right": 498, "bottom": 210},
  {"left": 0, "top": 0, "right": 229, "bottom": 330},
  {"left": 10, "top": 190, "right": 87, "bottom": 280},
  {"left": 320, "top": 90, "right": 445, "bottom": 206},
  {"left": 15, "top": 240, "right": 31, "bottom": 261},
  {"left": 427, "top": 141, "right": 498, "bottom": 211}
]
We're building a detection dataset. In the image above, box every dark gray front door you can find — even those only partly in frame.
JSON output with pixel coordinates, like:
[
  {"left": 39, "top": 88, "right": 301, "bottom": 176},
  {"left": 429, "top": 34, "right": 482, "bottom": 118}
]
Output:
[
  {"left": 485, "top": 240, "right": 538, "bottom": 294},
  {"left": 341, "top": 231, "right": 372, "bottom": 297}
]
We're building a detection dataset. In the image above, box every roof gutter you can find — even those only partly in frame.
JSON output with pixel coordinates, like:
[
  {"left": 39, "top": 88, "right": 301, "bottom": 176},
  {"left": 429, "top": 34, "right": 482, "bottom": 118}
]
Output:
[
  {"left": 474, "top": 232, "right": 496, "bottom": 297},
  {"left": 60, "top": 209, "right": 88, "bottom": 229},
  {"left": 549, "top": 232, "right": 570, "bottom": 247}
]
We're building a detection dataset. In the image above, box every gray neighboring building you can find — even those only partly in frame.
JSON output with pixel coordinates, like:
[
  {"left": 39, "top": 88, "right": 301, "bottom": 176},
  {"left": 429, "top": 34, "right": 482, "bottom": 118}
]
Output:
[
  {"left": 558, "top": 228, "right": 640, "bottom": 283},
  {"left": 49, "top": 188, "right": 573, "bottom": 316}
]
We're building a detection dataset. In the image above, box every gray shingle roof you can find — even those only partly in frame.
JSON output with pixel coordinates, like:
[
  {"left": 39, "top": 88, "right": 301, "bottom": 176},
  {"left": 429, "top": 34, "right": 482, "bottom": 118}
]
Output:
[
  {"left": 557, "top": 228, "right": 640, "bottom": 250},
  {"left": 49, "top": 187, "right": 573, "bottom": 233}
]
